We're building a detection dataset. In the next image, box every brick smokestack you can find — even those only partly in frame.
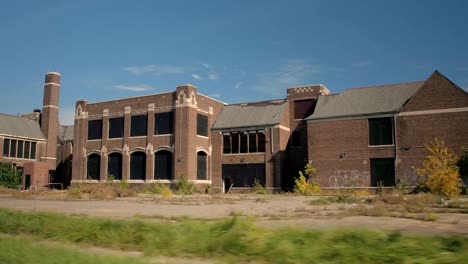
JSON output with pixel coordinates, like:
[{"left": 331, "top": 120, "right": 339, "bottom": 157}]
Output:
[{"left": 41, "top": 72, "right": 61, "bottom": 169}]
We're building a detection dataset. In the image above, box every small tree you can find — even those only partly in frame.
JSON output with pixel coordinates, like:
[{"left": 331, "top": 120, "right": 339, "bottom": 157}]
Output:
[
  {"left": 0, "top": 163, "right": 22, "bottom": 189},
  {"left": 294, "top": 163, "right": 320, "bottom": 195},
  {"left": 417, "top": 139, "right": 462, "bottom": 198}
]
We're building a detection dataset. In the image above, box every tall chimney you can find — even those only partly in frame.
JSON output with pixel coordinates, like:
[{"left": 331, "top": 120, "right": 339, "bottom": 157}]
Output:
[{"left": 41, "top": 72, "right": 61, "bottom": 169}]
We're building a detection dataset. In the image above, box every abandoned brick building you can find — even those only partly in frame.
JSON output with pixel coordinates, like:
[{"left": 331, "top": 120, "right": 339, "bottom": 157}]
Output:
[{"left": 0, "top": 72, "right": 73, "bottom": 189}]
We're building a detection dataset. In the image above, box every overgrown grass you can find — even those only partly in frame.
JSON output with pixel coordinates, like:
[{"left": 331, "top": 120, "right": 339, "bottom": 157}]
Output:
[
  {"left": 0, "top": 208, "right": 467, "bottom": 263},
  {"left": 0, "top": 235, "right": 143, "bottom": 264}
]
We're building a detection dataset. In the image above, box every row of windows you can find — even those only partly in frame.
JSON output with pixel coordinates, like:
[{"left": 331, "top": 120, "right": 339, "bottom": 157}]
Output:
[
  {"left": 223, "top": 131, "right": 265, "bottom": 154},
  {"left": 88, "top": 112, "right": 209, "bottom": 140},
  {"left": 87, "top": 151, "right": 208, "bottom": 181},
  {"left": 2, "top": 139, "right": 37, "bottom": 160}
]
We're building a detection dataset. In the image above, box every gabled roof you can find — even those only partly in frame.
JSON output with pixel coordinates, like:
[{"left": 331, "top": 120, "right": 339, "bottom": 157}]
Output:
[
  {"left": 307, "top": 81, "right": 424, "bottom": 121},
  {"left": 0, "top": 113, "right": 45, "bottom": 140},
  {"left": 212, "top": 100, "right": 287, "bottom": 130},
  {"left": 59, "top": 125, "right": 74, "bottom": 142}
]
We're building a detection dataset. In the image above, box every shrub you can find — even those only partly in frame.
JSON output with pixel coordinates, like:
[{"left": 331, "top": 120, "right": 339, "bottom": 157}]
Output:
[
  {"left": 119, "top": 180, "right": 129, "bottom": 190},
  {"left": 0, "top": 163, "right": 22, "bottom": 189},
  {"left": 106, "top": 174, "right": 115, "bottom": 186},
  {"left": 205, "top": 184, "right": 212, "bottom": 194},
  {"left": 176, "top": 175, "right": 194, "bottom": 194},
  {"left": 253, "top": 179, "right": 269, "bottom": 194},
  {"left": 294, "top": 164, "right": 320, "bottom": 195},
  {"left": 417, "top": 139, "right": 462, "bottom": 198},
  {"left": 151, "top": 182, "right": 166, "bottom": 194},
  {"left": 161, "top": 188, "right": 173, "bottom": 199}
]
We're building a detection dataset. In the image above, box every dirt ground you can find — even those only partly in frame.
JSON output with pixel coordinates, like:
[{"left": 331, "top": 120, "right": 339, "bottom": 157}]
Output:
[{"left": 1, "top": 191, "right": 467, "bottom": 236}]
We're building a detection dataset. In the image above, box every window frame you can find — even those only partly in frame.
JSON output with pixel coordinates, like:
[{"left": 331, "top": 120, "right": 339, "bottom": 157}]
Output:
[
  {"left": 154, "top": 112, "right": 174, "bottom": 135},
  {"left": 130, "top": 114, "right": 147, "bottom": 137},
  {"left": 108, "top": 117, "right": 124, "bottom": 139},
  {"left": 368, "top": 117, "right": 394, "bottom": 146},
  {"left": 88, "top": 119, "right": 103, "bottom": 140},
  {"left": 197, "top": 113, "right": 209, "bottom": 137}
]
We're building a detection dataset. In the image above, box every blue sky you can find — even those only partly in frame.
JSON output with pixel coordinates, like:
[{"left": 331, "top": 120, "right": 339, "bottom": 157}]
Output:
[{"left": 1, "top": 0, "right": 467, "bottom": 125}]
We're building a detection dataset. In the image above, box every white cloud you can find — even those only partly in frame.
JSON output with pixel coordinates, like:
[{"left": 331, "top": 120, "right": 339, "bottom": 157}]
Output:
[
  {"left": 59, "top": 106, "right": 75, "bottom": 126},
  {"left": 234, "top": 81, "right": 242, "bottom": 89},
  {"left": 208, "top": 73, "right": 219, "bottom": 80},
  {"left": 207, "top": 93, "right": 221, "bottom": 98},
  {"left": 122, "top": 65, "right": 189, "bottom": 75},
  {"left": 351, "top": 60, "right": 374, "bottom": 68},
  {"left": 254, "top": 60, "right": 320, "bottom": 96},
  {"left": 202, "top": 63, "right": 212, "bottom": 69},
  {"left": 192, "top": 73, "right": 202, "bottom": 80},
  {"left": 114, "top": 84, "right": 154, "bottom": 92}
]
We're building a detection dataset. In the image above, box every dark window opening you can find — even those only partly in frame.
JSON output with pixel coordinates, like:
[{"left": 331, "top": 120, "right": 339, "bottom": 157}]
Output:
[
  {"left": 130, "top": 152, "right": 146, "bottom": 180},
  {"left": 88, "top": 120, "right": 103, "bottom": 140},
  {"left": 369, "top": 117, "right": 393, "bottom": 146},
  {"left": 155, "top": 150, "right": 172, "bottom": 180},
  {"left": 108, "top": 153, "right": 122, "bottom": 180},
  {"left": 291, "top": 131, "right": 301, "bottom": 147},
  {"left": 257, "top": 132, "right": 266, "bottom": 152},
  {"left": 294, "top": 99, "right": 316, "bottom": 119},
  {"left": 249, "top": 132, "right": 257, "bottom": 153},
  {"left": 231, "top": 133, "right": 239, "bottom": 154},
  {"left": 223, "top": 135, "right": 231, "bottom": 154},
  {"left": 24, "top": 141, "right": 30, "bottom": 159},
  {"left": 30, "top": 142, "right": 36, "bottom": 160},
  {"left": 17, "top": 141, "right": 23, "bottom": 158},
  {"left": 222, "top": 164, "right": 265, "bottom": 187},
  {"left": 240, "top": 133, "right": 248, "bottom": 153},
  {"left": 109, "top": 117, "right": 124, "bottom": 138},
  {"left": 10, "top": 140, "right": 17, "bottom": 158},
  {"left": 87, "top": 154, "right": 101, "bottom": 180},
  {"left": 197, "top": 152, "right": 207, "bottom": 180},
  {"left": 197, "top": 114, "right": 208, "bottom": 137},
  {"left": 131, "top": 115, "right": 147, "bottom": 137},
  {"left": 371, "top": 158, "right": 395, "bottom": 187},
  {"left": 155, "top": 112, "right": 173, "bottom": 135},
  {"left": 3, "top": 139, "right": 10, "bottom": 157}
]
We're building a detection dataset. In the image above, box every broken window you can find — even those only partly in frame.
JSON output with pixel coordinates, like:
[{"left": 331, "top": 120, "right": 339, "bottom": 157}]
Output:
[
  {"left": 294, "top": 99, "right": 316, "bottom": 119},
  {"left": 87, "top": 154, "right": 101, "bottom": 180},
  {"left": 3, "top": 139, "right": 9, "bottom": 157},
  {"left": 108, "top": 152, "right": 122, "bottom": 180},
  {"left": 197, "top": 152, "right": 207, "bottom": 180},
  {"left": 249, "top": 132, "right": 257, "bottom": 153},
  {"left": 197, "top": 114, "right": 208, "bottom": 136},
  {"left": 222, "top": 164, "right": 265, "bottom": 187},
  {"left": 24, "top": 141, "right": 30, "bottom": 159},
  {"left": 231, "top": 133, "right": 239, "bottom": 153},
  {"left": 130, "top": 152, "right": 146, "bottom": 180},
  {"left": 369, "top": 117, "right": 393, "bottom": 146},
  {"left": 257, "top": 131, "right": 266, "bottom": 152},
  {"left": 131, "top": 115, "right": 147, "bottom": 137},
  {"left": 30, "top": 142, "right": 36, "bottom": 159},
  {"left": 17, "top": 141, "right": 23, "bottom": 158},
  {"left": 109, "top": 117, "right": 124, "bottom": 138},
  {"left": 88, "top": 120, "right": 102, "bottom": 140},
  {"left": 222, "top": 131, "right": 266, "bottom": 154},
  {"left": 155, "top": 112, "right": 173, "bottom": 135},
  {"left": 9, "top": 139, "right": 16, "bottom": 157},
  {"left": 223, "top": 134, "right": 231, "bottom": 154},
  {"left": 240, "top": 133, "right": 248, "bottom": 153},
  {"left": 155, "top": 150, "right": 172, "bottom": 179}
]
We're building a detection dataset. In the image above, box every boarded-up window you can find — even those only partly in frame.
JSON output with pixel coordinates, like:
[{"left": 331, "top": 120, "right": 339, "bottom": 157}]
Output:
[
  {"left": 294, "top": 99, "right": 316, "bottom": 119},
  {"left": 197, "top": 114, "right": 208, "bottom": 136},
  {"left": 24, "top": 141, "right": 30, "bottom": 159},
  {"left": 249, "top": 132, "right": 257, "bottom": 153},
  {"left": 17, "top": 141, "right": 23, "bottom": 158},
  {"left": 197, "top": 152, "right": 207, "bottom": 180},
  {"left": 30, "top": 142, "right": 36, "bottom": 159},
  {"left": 10, "top": 140, "right": 17, "bottom": 157},
  {"left": 240, "top": 133, "right": 248, "bottom": 153},
  {"left": 87, "top": 154, "right": 101, "bottom": 180},
  {"left": 155, "top": 112, "right": 173, "bottom": 135},
  {"left": 369, "top": 117, "right": 393, "bottom": 146},
  {"left": 223, "top": 135, "right": 231, "bottom": 154},
  {"left": 109, "top": 117, "right": 124, "bottom": 138},
  {"left": 108, "top": 153, "right": 122, "bottom": 180},
  {"left": 3, "top": 139, "right": 9, "bottom": 157},
  {"left": 222, "top": 164, "right": 265, "bottom": 187},
  {"left": 130, "top": 152, "right": 146, "bottom": 180},
  {"left": 155, "top": 150, "right": 172, "bottom": 179},
  {"left": 257, "top": 132, "right": 266, "bottom": 152},
  {"left": 131, "top": 115, "right": 147, "bottom": 137},
  {"left": 231, "top": 133, "right": 239, "bottom": 153},
  {"left": 88, "top": 120, "right": 102, "bottom": 140}
]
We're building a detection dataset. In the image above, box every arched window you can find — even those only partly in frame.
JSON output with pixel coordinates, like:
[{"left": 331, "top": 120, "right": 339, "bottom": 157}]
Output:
[
  {"left": 197, "top": 151, "right": 207, "bottom": 180},
  {"left": 154, "top": 150, "right": 172, "bottom": 180},
  {"left": 130, "top": 152, "right": 146, "bottom": 180},
  {"left": 108, "top": 152, "right": 123, "bottom": 180},
  {"left": 87, "top": 154, "right": 100, "bottom": 180}
]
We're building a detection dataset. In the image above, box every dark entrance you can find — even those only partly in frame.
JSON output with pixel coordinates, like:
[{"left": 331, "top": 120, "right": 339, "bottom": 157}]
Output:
[
  {"left": 224, "top": 178, "right": 231, "bottom": 193},
  {"left": 222, "top": 163, "right": 265, "bottom": 188},
  {"left": 370, "top": 158, "right": 395, "bottom": 187},
  {"left": 108, "top": 153, "right": 123, "bottom": 180},
  {"left": 130, "top": 152, "right": 146, "bottom": 180},
  {"left": 24, "top": 174, "right": 31, "bottom": 190},
  {"left": 154, "top": 150, "right": 173, "bottom": 179}
]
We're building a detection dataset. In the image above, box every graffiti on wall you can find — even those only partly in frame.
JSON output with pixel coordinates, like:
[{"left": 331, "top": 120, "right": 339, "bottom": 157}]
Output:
[{"left": 329, "top": 170, "right": 369, "bottom": 188}]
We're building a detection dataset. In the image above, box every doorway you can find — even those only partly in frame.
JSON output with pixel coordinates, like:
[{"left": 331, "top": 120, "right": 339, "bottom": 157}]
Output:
[
  {"left": 224, "top": 178, "right": 231, "bottom": 193},
  {"left": 24, "top": 175, "right": 31, "bottom": 190},
  {"left": 370, "top": 158, "right": 395, "bottom": 187}
]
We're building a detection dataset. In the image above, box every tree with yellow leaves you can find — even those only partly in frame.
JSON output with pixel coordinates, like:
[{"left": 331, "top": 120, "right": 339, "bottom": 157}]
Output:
[{"left": 417, "top": 139, "right": 462, "bottom": 198}]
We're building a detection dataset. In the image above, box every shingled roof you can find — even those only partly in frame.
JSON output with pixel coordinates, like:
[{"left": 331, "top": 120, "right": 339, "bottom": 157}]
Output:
[
  {"left": 307, "top": 81, "right": 424, "bottom": 121},
  {"left": 59, "top": 125, "right": 74, "bottom": 142},
  {"left": 212, "top": 100, "right": 287, "bottom": 130},
  {"left": 0, "top": 113, "right": 45, "bottom": 139}
]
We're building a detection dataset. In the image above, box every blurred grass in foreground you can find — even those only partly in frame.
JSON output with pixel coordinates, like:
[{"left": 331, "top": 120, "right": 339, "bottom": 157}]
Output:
[{"left": 0, "top": 208, "right": 466, "bottom": 263}]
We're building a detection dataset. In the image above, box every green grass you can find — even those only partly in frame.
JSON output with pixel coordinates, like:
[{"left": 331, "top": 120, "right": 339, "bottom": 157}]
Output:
[
  {"left": 0, "top": 208, "right": 467, "bottom": 263},
  {"left": 0, "top": 235, "right": 144, "bottom": 264}
]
